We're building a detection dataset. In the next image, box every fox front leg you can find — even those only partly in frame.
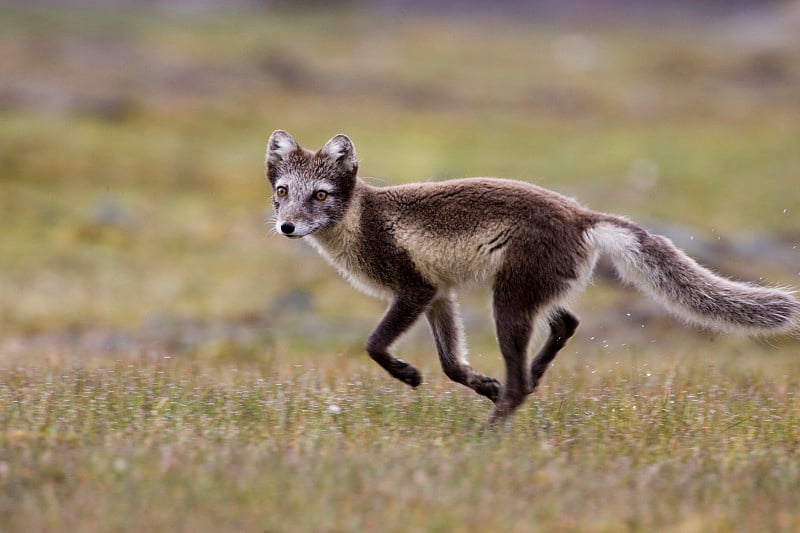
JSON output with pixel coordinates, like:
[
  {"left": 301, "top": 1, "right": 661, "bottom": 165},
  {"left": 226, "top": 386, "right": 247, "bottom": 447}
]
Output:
[
  {"left": 366, "top": 290, "right": 436, "bottom": 387},
  {"left": 426, "top": 293, "right": 501, "bottom": 402}
]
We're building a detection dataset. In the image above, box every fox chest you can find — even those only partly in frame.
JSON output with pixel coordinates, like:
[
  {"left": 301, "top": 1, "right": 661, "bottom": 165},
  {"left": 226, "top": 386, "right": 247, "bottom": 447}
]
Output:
[{"left": 306, "top": 233, "right": 395, "bottom": 299}]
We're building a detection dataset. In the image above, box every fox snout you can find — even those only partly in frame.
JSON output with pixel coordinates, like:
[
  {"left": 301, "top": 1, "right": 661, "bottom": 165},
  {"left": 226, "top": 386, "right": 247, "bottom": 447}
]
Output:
[
  {"left": 280, "top": 221, "right": 295, "bottom": 235},
  {"left": 275, "top": 218, "right": 307, "bottom": 239}
]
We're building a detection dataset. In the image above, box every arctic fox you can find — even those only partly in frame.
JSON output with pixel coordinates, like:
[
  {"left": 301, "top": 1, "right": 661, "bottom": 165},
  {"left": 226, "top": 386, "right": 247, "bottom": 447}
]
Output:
[{"left": 265, "top": 130, "right": 799, "bottom": 424}]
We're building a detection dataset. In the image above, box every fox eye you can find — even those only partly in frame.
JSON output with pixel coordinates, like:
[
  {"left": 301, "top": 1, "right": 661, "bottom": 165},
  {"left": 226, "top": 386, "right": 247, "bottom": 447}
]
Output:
[
  {"left": 314, "top": 190, "right": 328, "bottom": 201},
  {"left": 275, "top": 186, "right": 288, "bottom": 198}
]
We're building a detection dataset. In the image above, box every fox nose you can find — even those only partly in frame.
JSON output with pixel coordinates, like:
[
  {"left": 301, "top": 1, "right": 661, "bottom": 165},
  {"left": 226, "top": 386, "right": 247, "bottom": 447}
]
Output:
[{"left": 280, "top": 221, "right": 295, "bottom": 235}]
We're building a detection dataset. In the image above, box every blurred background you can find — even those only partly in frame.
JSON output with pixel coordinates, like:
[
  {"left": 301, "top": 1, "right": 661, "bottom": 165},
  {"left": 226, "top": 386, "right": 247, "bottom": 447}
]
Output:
[{"left": 1, "top": 0, "right": 799, "bottom": 368}]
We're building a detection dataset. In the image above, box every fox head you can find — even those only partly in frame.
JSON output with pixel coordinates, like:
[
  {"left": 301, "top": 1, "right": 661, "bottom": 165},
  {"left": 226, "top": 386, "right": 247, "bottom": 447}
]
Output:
[{"left": 265, "top": 130, "right": 358, "bottom": 238}]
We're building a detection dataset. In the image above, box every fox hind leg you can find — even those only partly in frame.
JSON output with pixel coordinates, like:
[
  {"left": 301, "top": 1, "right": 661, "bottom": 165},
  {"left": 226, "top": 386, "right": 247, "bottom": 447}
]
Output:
[
  {"left": 488, "top": 284, "right": 543, "bottom": 424},
  {"left": 528, "top": 308, "right": 579, "bottom": 394},
  {"left": 426, "top": 293, "right": 501, "bottom": 403},
  {"left": 489, "top": 260, "right": 577, "bottom": 425}
]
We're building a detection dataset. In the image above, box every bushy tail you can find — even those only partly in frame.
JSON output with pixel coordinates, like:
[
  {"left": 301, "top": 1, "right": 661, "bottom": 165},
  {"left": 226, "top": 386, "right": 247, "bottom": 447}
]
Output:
[{"left": 586, "top": 217, "right": 800, "bottom": 334}]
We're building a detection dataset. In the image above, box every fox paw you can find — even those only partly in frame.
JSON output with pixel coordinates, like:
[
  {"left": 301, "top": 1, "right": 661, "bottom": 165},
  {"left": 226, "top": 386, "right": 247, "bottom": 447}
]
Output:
[
  {"left": 488, "top": 394, "right": 525, "bottom": 426},
  {"left": 474, "top": 376, "right": 501, "bottom": 403},
  {"left": 392, "top": 359, "right": 422, "bottom": 388}
]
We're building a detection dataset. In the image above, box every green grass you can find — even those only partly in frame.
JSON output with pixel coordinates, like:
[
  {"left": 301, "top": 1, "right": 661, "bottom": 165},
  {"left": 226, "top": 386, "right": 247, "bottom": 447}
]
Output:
[
  {"left": 2, "top": 345, "right": 800, "bottom": 532},
  {"left": 1, "top": 5, "right": 800, "bottom": 532}
]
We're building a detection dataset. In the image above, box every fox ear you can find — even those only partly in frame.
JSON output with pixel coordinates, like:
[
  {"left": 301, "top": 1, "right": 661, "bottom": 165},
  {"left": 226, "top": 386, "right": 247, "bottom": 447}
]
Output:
[
  {"left": 320, "top": 134, "right": 357, "bottom": 171},
  {"left": 266, "top": 130, "right": 299, "bottom": 164}
]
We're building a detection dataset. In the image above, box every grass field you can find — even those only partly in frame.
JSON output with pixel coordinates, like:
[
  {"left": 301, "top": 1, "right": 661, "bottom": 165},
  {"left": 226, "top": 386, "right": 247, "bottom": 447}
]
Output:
[
  {"left": 1, "top": 4, "right": 800, "bottom": 532},
  {"left": 3, "top": 344, "right": 800, "bottom": 531}
]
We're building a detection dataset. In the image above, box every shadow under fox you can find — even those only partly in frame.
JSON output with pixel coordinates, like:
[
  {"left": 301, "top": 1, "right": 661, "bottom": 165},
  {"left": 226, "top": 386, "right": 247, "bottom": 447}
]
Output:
[{"left": 265, "top": 130, "right": 799, "bottom": 424}]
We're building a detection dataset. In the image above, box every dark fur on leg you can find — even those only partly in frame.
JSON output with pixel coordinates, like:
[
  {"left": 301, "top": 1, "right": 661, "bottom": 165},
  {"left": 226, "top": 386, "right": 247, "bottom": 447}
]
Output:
[
  {"left": 366, "top": 290, "right": 435, "bottom": 388},
  {"left": 426, "top": 294, "right": 501, "bottom": 402},
  {"left": 528, "top": 308, "right": 579, "bottom": 394},
  {"left": 488, "top": 254, "right": 574, "bottom": 425},
  {"left": 488, "top": 284, "right": 537, "bottom": 424}
]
